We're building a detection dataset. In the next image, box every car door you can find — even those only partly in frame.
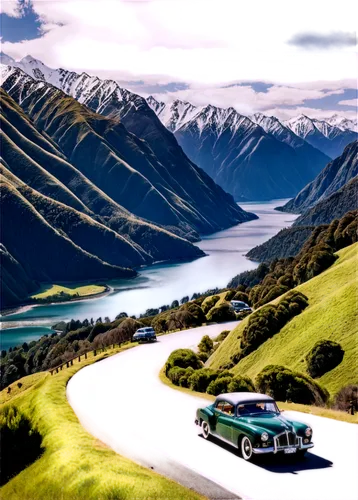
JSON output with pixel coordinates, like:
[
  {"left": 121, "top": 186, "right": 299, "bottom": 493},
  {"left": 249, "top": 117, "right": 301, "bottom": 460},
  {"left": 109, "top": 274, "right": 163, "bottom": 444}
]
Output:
[{"left": 216, "top": 401, "right": 235, "bottom": 443}]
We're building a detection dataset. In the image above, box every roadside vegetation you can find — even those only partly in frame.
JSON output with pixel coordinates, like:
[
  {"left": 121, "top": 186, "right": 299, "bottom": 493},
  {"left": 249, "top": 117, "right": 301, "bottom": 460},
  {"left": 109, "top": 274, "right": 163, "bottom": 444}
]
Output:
[{"left": 0, "top": 347, "right": 204, "bottom": 500}]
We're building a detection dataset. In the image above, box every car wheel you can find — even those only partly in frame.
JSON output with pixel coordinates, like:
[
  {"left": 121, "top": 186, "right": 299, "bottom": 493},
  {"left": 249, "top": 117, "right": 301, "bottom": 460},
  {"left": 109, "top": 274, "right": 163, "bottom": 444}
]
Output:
[
  {"left": 201, "top": 420, "right": 210, "bottom": 439},
  {"left": 240, "top": 436, "right": 253, "bottom": 461}
]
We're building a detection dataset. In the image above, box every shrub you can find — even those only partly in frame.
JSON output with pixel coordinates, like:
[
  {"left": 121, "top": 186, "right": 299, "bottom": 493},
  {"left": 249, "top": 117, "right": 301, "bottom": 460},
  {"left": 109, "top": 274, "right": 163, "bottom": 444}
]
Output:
[
  {"left": 256, "top": 365, "right": 329, "bottom": 406},
  {"left": 334, "top": 385, "right": 358, "bottom": 413},
  {"left": 202, "top": 295, "right": 220, "bottom": 314},
  {"left": 198, "top": 335, "right": 214, "bottom": 354},
  {"left": 207, "top": 376, "right": 233, "bottom": 396},
  {"left": 165, "top": 349, "right": 202, "bottom": 375},
  {"left": 167, "top": 366, "right": 188, "bottom": 385},
  {"left": 206, "top": 303, "right": 236, "bottom": 323},
  {"left": 215, "top": 330, "right": 230, "bottom": 342},
  {"left": 228, "top": 375, "right": 255, "bottom": 393},
  {"left": 232, "top": 291, "right": 249, "bottom": 303},
  {"left": 178, "top": 367, "right": 195, "bottom": 388},
  {"left": 224, "top": 290, "right": 236, "bottom": 301},
  {"left": 306, "top": 340, "right": 345, "bottom": 378},
  {"left": 188, "top": 369, "right": 218, "bottom": 392},
  {"left": 0, "top": 406, "right": 43, "bottom": 486}
]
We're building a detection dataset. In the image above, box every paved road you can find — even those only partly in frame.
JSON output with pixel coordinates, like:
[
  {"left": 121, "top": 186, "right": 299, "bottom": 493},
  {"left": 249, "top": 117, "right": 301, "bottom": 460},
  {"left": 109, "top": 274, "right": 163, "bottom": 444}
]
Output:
[{"left": 67, "top": 323, "right": 358, "bottom": 500}]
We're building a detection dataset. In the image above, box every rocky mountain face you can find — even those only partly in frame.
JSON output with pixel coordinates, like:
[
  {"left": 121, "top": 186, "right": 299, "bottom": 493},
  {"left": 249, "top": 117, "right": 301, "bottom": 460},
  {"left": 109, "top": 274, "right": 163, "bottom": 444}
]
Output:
[
  {"left": 1, "top": 57, "right": 253, "bottom": 233},
  {"left": 280, "top": 141, "right": 358, "bottom": 214},
  {"left": 324, "top": 114, "right": 357, "bottom": 133},
  {"left": 285, "top": 115, "right": 357, "bottom": 159}
]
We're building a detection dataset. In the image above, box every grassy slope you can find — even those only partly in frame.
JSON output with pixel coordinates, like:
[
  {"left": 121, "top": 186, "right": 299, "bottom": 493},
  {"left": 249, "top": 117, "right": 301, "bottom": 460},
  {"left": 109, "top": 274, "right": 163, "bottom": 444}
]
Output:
[
  {"left": 209, "top": 243, "right": 358, "bottom": 396},
  {"left": 0, "top": 347, "right": 204, "bottom": 500},
  {"left": 32, "top": 284, "right": 106, "bottom": 299}
]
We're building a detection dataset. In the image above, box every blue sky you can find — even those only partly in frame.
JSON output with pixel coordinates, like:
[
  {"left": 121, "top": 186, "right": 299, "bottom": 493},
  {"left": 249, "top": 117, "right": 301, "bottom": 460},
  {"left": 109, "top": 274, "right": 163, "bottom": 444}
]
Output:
[{"left": 1, "top": 0, "right": 356, "bottom": 120}]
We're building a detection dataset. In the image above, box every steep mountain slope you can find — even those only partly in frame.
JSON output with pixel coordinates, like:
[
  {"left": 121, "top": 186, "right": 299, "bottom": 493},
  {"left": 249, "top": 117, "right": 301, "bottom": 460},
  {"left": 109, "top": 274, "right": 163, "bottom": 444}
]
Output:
[
  {"left": 1, "top": 87, "right": 215, "bottom": 308},
  {"left": 1, "top": 58, "right": 252, "bottom": 231},
  {"left": 293, "top": 176, "right": 358, "bottom": 227},
  {"left": 209, "top": 243, "right": 358, "bottom": 395},
  {"left": 285, "top": 115, "right": 357, "bottom": 159},
  {"left": 1, "top": 178, "right": 136, "bottom": 302},
  {"left": 147, "top": 97, "right": 329, "bottom": 201},
  {"left": 0, "top": 88, "right": 204, "bottom": 260},
  {"left": 280, "top": 141, "right": 358, "bottom": 214}
]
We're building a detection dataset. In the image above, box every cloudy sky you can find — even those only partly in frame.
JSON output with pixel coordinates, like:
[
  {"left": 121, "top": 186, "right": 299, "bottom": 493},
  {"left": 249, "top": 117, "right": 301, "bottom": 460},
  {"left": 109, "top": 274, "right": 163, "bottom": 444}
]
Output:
[{"left": 0, "top": 0, "right": 357, "bottom": 119}]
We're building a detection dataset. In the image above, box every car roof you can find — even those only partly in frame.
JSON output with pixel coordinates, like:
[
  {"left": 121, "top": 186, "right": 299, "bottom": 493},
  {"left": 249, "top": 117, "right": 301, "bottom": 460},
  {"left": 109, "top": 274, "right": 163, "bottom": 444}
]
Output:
[{"left": 215, "top": 392, "right": 274, "bottom": 405}]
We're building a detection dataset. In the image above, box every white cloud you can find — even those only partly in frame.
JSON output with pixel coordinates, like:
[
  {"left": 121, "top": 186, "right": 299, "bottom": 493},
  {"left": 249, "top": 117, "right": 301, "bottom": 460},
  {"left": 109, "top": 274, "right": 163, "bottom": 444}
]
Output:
[
  {"left": 338, "top": 98, "right": 358, "bottom": 106},
  {"left": 264, "top": 106, "right": 357, "bottom": 121},
  {"left": 0, "top": 0, "right": 22, "bottom": 17},
  {"left": 1, "top": 0, "right": 356, "bottom": 119},
  {"left": 2, "top": 0, "right": 357, "bottom": 85}
]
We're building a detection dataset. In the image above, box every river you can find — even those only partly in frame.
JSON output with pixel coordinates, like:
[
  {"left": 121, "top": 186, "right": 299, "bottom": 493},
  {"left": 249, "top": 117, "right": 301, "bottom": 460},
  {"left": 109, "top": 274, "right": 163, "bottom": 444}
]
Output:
[{"left": 0, "top": 200, "right": 297, "bottom": 350}]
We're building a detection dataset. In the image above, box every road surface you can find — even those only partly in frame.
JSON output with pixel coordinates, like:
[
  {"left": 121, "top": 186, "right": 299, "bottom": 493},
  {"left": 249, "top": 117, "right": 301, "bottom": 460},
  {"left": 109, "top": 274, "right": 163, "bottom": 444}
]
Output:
[{"left": 67, "top": 323, "right": 358, "bottom": 500}]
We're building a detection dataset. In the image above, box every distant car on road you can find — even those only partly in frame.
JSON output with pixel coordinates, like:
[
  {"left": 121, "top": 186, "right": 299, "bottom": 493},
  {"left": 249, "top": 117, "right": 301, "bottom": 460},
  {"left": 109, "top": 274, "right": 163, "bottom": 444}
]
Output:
[
  {"left": 132, "top": 327, "right": 157, "bottom": 342},
  {"left": 195, "top": 392, "right": 313, "bottom": 461},
  {"left": 230, "top": 300, "right": 252, "bottom": 312}
]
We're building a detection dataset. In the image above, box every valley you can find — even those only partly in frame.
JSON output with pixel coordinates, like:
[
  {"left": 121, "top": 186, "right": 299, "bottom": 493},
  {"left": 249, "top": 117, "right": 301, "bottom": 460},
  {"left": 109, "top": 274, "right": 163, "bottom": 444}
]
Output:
[{"left": 0, "top": 200, "right": 297, "bottom": 349}]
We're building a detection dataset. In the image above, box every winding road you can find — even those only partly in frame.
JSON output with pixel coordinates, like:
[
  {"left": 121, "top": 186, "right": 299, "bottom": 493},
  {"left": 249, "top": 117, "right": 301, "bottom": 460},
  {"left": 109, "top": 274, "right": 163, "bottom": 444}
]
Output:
[{"left": 67, "top": 323, "right": 358, "bottom": 500}]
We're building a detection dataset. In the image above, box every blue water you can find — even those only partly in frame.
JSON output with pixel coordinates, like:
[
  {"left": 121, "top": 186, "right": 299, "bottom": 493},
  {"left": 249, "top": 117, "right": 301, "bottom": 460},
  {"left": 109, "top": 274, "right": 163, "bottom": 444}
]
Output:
[{"left": 0, "top": 200, "right": 297, "bottom": 349}]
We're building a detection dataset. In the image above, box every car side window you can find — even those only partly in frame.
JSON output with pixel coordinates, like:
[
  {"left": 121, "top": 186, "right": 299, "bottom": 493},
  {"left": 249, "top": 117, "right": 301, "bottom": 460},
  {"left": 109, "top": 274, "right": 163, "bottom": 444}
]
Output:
[
  {"left": 221, "top": 402, "right": 234, "bottom": 415},
  {"left": 215, "top": 401, "right": 224, "bottom": 411}
]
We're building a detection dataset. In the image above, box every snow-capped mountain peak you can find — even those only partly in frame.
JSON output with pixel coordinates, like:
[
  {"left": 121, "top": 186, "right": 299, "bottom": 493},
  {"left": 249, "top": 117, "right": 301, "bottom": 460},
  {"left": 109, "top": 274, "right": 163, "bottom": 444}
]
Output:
[{"left": 285, "top": 114, "right": 318, "bottom": 138}]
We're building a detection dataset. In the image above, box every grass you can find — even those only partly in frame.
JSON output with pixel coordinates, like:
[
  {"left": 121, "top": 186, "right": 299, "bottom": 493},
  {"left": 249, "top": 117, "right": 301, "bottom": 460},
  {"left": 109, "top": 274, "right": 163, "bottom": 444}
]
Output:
[
  {"left": 31, "top": 283, "right": 106, "bottom": 300},
  {"left": 208, "top": 243, "right": 358, "bottom": 397},
  {"left": 160, "top": 368, "right": 358, "bottom": 424},
  {"left": 0, "top": 346, "right": 205, "bottom": 500}
]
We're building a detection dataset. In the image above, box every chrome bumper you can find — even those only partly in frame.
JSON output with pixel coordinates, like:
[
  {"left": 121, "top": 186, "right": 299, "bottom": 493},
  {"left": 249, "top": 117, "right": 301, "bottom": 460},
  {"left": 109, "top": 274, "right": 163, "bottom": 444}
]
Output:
[
  {"left": 253, "top": 440, "right": 314, "bottom": 455},
  {"left": 252, "top": 433, "right": 314, "bottom": 455}
]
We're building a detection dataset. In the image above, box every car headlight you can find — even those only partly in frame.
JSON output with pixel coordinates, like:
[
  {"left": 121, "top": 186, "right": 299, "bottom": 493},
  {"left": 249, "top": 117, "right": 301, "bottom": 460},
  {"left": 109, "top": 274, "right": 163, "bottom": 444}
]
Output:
[
  {"left": 261, "top": 432, "right": 269, "bottom": 442},
  {"left": 305, "top": 427, "right": 312, "bottom": 437}
]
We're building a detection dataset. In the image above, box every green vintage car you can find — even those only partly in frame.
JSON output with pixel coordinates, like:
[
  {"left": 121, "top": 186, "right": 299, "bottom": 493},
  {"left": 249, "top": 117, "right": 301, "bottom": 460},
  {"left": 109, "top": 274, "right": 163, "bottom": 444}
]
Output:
[{"left": 195, "top": 392, "right": 313, "bottom": 461}]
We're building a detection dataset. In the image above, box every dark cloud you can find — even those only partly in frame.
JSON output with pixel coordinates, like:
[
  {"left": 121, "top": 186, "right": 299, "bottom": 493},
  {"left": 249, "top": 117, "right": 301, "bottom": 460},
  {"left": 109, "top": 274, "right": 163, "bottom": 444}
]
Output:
[{"left": 288, "top": 31, "right": 356, "bottom": 49}]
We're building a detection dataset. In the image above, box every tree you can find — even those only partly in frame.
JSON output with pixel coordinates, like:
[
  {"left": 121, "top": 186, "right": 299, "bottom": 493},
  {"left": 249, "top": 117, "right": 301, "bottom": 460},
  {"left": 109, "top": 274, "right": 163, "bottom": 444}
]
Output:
[
  {"left": 171, "top": 300, "right": 179, "bottom": 309},
  {"left": 180, "top": 296, "right": 189, "bottom": 305}
]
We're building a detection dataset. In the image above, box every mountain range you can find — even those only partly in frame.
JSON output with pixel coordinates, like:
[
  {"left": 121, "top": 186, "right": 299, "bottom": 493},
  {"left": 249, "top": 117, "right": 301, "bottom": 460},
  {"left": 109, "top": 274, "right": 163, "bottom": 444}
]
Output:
[
  {"left": 3, "top": 53, "right": 357, "bottom": 202},
  {"left": 147, "top": 97, "right": 356, "bottom": 201}
]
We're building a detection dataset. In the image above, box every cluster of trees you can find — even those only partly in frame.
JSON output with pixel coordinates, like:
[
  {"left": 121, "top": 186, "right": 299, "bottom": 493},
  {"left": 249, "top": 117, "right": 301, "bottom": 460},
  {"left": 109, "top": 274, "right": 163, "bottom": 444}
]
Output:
[
  {"left": 164, "top": 342, "right": 330, "bottom": 406},
  {"left": 165, "top": 347, "right": 255, "bottom": 396},
  {"left": 256, "top": 365, "right": 329, "bottom": 406},
  {"left": 229, "top": 211, "right": 358, "bottom": 308},
  {"left": 229, "top": 291, "right": 309, "bottom": 364},
  {"left": 32, "top": 291, "right": 80, "bottom": 304}
]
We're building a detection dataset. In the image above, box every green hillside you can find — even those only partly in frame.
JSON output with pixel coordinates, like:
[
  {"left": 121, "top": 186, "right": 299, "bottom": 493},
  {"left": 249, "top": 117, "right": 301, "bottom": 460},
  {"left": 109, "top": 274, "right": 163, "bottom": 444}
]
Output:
[{"left": 208, "top": 243, "right": 358, "bottom": 396}]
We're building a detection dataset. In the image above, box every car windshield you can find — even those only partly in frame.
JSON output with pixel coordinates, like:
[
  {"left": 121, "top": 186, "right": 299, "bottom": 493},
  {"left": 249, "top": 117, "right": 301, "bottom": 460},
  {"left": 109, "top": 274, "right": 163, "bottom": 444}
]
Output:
[{"left": 237, "top": 401, "right": 279, "bottom": 416}]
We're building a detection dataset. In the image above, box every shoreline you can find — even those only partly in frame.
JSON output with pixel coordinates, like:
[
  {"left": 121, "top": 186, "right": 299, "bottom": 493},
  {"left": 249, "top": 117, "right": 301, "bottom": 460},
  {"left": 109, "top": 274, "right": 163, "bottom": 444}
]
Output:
[{"left": 0, "top": 285, "right": 112, "bottom": 323}]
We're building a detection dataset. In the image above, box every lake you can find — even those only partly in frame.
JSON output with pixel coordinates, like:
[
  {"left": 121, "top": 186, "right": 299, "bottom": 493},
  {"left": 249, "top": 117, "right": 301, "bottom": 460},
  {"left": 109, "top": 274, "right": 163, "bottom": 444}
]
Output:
[{"left": 0, "top": 200, "right": 297, "bottom": 350}]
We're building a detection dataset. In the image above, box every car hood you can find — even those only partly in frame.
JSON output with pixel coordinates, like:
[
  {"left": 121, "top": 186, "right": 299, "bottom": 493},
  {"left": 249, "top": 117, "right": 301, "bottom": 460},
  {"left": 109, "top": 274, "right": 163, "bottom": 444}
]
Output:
[{"left": 240, "top": 414, "right": 298, "bottom": 435}]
